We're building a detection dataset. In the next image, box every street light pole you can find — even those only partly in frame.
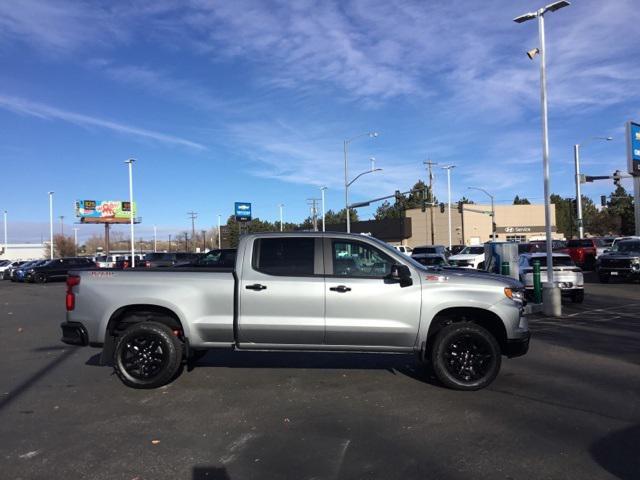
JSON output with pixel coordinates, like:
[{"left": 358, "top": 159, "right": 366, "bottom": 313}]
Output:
[
  {"left": 59, "top": 216, "right": 65, "bottom": 236},
  {"left": 515, "top": 0, "right": 570, "bottom": 317},
  {"left": 279, "top": 204, "right": 284, "bottom": 232},
  {"left": 73, "top": 227, "right": 79, "bottom": 256},
  {"left": 3, "top": 210, "right": 7, "bottom": 256},
  {"left": 574, "top": 136, "right": 612, "bottom": 238},
  {"left": 468, "top": 187, "right": 495, "bottom": 240},
  {"left": 48, "top": 191, "right": 54, "bottom": 259},
  {"left": 125, "top": 159, "right": 136, "bottom": 268},
  {"left": 442, "top": 166, "right": 456, "bottom": 249},
  {"left": 217, "top": 214, "right": 222, "bottom": 248},
  {"left": 320, "top": 187, "right": 327, "bottom": 232},
  {"left": 344, "top": 131, "right": 378, "bottom": 233},
  {"left": 153, "top": 225, "right": 157, "bottom": 253}
]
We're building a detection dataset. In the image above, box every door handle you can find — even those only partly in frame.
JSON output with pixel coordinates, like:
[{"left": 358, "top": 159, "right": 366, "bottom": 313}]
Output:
[
  {"left": 245, "top": 284, "right": 267, "bottom": 291},
  {"left": 329, "top": 285, "right": 351, "bottom": 293}
]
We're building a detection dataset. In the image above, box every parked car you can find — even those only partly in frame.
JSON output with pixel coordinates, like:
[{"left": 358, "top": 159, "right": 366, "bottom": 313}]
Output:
[
  {"left": 176, "top": 249, "right": 237, "bottom": 268},
  {"left": 27, "top": 257, "right": 96, "bottom": 283},
  {"left": 448, "top": 245, "right": 486, "bottom": 269},
  {"left": 411, "top": 253, "right": 449, "bottom": 268},
  {"left": 61, "top": 232, "right": 529, "bottom": 391},
  {"left": 596, "top": 239, "right": 640, "bottom": 283},
  {"left": 114, "top": 255, "right": 145, "bottom": 269},
  {"left": 610, "top": 236, "right": 640, "bottom": 250},
  {"left": 393, "top": 245, "right": 413, "bottom": 256},
  {"left": 518, "top": 253, "right": 584, "bottom": 303},
  {"left": 563, "top": 238, "right": 605, "bottom": 270},
  {"left": 13, "top": 260, "right": 48, "bottom": 282},
  {"left": 411, "top": 245, "right": 447, "bottom": 265},
  {"left": 519, "top": 240, "right": 567, "bottom": 254},
  {"left": 0, "top": 260, "right": 21, "bottom": 279},
  {"left": 5, "top": 260, "right": 28, "bottom": 280},
  {"left": 447, "top": 245, "right": 466, "bottom": 256},
  {"left": 95, "top": 255, "right": 123, "bottom": 268}
]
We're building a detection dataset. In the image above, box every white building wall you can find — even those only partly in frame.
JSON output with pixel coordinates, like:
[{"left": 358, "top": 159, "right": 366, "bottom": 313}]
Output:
[{"left": 0, "top": 244, "right": 46, "bottom": 261}]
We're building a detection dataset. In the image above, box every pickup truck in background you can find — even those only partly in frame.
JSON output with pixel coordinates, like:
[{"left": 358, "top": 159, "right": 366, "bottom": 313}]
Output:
[
  {"left": 60, "top": 233, "right": 530, "bottom": 391},
  {"left": 563, "top": 238, "right": 605, "bottom": 270}
]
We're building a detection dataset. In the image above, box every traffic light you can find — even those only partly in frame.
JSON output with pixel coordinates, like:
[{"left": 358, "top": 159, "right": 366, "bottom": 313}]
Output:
[
  {"left": 395, "top": 190, "right": 402, "bottom": 203},
  {"left": 457, "top": 201, "right": 463, "bottom": 213},
  {"left": 421, "top": 198, "right": 426, "bottom": 212},
  {"left": 600, "top": 195, "right": 607, "bottom": 207},
  {"left": 439, "top": 203, "right": 445, "bottom": 213},
  {"left": 571, "top": 199, "right": 577, "bottom": 212},
  {"left": 613, "top": 170, "right": 621, "bottom": 187}
]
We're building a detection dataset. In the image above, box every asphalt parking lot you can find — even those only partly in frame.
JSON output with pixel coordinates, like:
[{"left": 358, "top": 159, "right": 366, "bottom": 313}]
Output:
[{"left": 1, "top": 276, "right": 638, "bottom": 480}]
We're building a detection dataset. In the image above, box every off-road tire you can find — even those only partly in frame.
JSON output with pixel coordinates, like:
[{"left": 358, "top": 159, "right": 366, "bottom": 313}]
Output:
[
  {"left": 430, "top": 322, "right": 501, "bottom": 391},
  {"left": 114, "top": 321, "right": 183, "bottom": 389}
]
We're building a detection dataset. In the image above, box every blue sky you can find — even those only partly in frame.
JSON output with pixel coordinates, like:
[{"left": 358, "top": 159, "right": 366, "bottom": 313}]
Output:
[{"left": 1, "top": 0, "right": 638, "bottom": 242}]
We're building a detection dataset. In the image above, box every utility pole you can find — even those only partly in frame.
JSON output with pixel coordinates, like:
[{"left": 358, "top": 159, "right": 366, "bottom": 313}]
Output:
[
  {"left": 3, "top": 210, "right": 7, "bottom": 256},
  {"left": 307, "top": 199, "right": 320, "bottom": 231},
  {"left": 279, "top": 204, "right": 284, "bottom": 232},
  {"left": 201, "top": 229, "right": 207, "bottom": 252},
  {"left": 73, "top": 227, "right": 79, "bottom": 256},
  {"left": 59, "top": 216, "right": 65, "bottom": 236},
  {"left": 153, "top": 225, "right": 157, "bottom": 252},
  {"left": 187, "top": 211, "right": 198, "bottom": 252},
  {"left": 168, "top": 234, "right": 172, "bottom": 252},
  {"left": 424, "top": 159, "right": 438, "bottom": 244},
  {"left": 320, "top": 187, "right": 327, "bottom": 232}
]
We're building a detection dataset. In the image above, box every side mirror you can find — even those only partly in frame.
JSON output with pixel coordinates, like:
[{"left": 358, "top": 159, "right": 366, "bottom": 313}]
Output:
[{"left": 386, "top": 264, "right": 413, "bottom": 287}]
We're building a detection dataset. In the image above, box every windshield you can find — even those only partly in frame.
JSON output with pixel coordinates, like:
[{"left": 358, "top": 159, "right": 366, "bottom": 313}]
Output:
[
  {"left": 459, "top": 246, "right": 484, "bottom": 255},
  {"left": 413, "top": 247, "right": 439, "bottom": 255},
  {"left": 529, "top": 256, "right": 575, "bottom": 267},
  {"left": 616, "top": 241, "right": 640, "bottom": 253}
]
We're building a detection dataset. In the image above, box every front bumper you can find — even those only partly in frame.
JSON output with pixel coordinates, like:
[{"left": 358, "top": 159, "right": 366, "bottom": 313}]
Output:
[
  {"left": 599, "top": 268, "right": 640, "bottom": 278},
  {"left": 505, "top": 333, "right": 530, "bottom": 358},
  {"left": 60, "top": 321, "right": 89, "bottom": 346}
]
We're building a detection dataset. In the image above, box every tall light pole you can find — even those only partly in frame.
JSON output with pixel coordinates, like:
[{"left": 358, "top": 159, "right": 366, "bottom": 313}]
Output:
[
  {"left": 153, "top": 225, "right": 157, "bottom": 252},
  {"left": 320, "top": 187, "right": 327, "bottom": 232},
  {"left": 441, "top": 165, "right": 456, "bottom": 249},
  {"left": 73, "top": 227, "right": 79, "bottom": 256},
  {"left": 3, "top": 210, "right": 7, "bottom": 256},
  {"left": 59, "top": 216, "right": 65, "bottom": 236},
  {"left": 344, "top": 131, "right": 378, "bottom": 233},
  {"left": 48, "top": 191, "right": 54, "bottom": 259},
  {"left": 515, "top": 0, "right": 570, "bottom": 317},
  {"left": 574, "top": 136, "right": 613, "bottom": 238},
  {"left": 279, "top": 204, "right": 284, "bottom": 232},
  {"left": 125, "top": 159, "right": 136, "bottom": 267},
  {"left": 217, "top": 214, "right": 222, "bottom": 248},
  {"left": 468, "top": 187, "right": 495, "bottom": 240}
]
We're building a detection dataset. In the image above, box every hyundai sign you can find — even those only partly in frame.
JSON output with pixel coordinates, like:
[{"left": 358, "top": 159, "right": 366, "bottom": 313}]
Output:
[
  {"left": 627, "top": 121, "right": 640, "bottom": 175},
  {"left": 235, "top": 202, "right": 252, "bottom": 222}
]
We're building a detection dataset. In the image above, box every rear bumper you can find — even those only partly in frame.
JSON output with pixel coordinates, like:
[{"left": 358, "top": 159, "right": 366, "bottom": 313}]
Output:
[
  {"left": 60, "top": 321, "right": 89, "bottom": 346},
  {"left": 505, "top": 333, "right": 530, "bottom": 358}
]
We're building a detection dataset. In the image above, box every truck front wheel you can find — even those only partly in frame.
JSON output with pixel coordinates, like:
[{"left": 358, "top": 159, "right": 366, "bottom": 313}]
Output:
[
  {"left": 114, "top": 322, "right": 183, "bottom": 389},
  {"left": 430, "top": 322, "right": 501, "bottom": 391}
]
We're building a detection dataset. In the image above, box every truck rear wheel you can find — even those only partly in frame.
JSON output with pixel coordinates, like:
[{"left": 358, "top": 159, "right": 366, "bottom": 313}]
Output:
[
  {"left": 430, "top": 322, "right": 501, "bottom": 391},
  {"left": 114, "top": 322, "right": 183, "bottom": 389}
]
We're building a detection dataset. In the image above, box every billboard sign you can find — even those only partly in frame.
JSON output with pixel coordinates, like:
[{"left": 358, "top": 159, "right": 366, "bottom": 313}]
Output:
[
  {"left": 234, "top": 202, "right": 252, "bottom": 222},
  {"left": 76, "top": 200, "right": 137, "bottom": 223},
  {"left": 627, "top": 121, "right": 640, "bottom": 175}
]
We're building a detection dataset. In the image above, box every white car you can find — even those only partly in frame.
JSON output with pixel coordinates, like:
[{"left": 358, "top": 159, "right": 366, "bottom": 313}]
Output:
[
  {"left": 518, "top": 253, "right": 584, "bottom": 303},
  {"left": 393, "top": 245, "right": 413, "bottom": 256},
  {"left": 95, "top": 254, "right": 123, "bottom": 268},
  {"left": 448, "top": 246, "right": 486, "bottom": 269},
  {"left": 0, "top": 260, "right": 24, "bottom": 280}
]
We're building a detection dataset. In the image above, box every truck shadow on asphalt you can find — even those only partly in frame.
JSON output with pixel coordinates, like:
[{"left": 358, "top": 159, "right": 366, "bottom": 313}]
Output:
[
  {"left": 590, "top": 423, "right": 640, "bottom": 480},
  {"left": 85, "top": 350, "right": 442, "bottom": 386}
]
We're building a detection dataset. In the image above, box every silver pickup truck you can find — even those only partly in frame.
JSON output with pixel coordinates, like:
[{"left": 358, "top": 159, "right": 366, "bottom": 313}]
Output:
[{"left": 61, "top": 233, "right": 530, "bottom": 390}]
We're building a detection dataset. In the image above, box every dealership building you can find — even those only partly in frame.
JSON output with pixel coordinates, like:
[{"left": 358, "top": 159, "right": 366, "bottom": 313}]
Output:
[{"left": 404, "top": 203, "right": 559, "bottom": 247}]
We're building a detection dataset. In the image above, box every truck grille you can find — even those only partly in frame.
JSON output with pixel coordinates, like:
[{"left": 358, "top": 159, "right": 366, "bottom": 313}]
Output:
[{"left": 601, "top": 258, "right": 632, "bottom": 269}]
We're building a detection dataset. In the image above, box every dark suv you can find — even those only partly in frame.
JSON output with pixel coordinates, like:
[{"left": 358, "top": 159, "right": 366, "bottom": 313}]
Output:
[
  {"left": 27, "top": 257, "right": 96, "bottom": 283},
  {"left": 143, "top": 252, "right": 200, "bottom": 268}
]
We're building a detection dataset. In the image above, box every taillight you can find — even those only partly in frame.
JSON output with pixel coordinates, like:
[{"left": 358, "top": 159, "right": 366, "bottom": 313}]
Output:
[
  {"left": 66, "top": 275, "right": 80, "bottom": 311},
  {"left": 146, "top": 261, "right": 150, "bottom": 268}
]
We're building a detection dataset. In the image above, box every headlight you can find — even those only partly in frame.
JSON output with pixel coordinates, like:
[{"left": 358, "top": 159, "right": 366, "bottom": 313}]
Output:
[
  {"left": 27, "top": 269, "right": 35, "bottom": 273},
  {"left": 504, "top": 287, "right": 524, "bottom": 302}
]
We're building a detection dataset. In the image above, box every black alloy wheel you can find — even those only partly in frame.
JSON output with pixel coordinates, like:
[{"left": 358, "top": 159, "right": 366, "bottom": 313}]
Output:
[
  {"left": 114, "top": 322, "right": 183, "bottom": 389},
  {"left": 34, "top": 273, "right": 47, "bottom": 283},
  {"left": 431, "top": 322, "right": 501, "bottom": 391}
]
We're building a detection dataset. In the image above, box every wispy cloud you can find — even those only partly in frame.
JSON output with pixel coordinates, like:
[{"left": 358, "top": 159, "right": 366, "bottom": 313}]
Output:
[{"left": 0, "top": 94, "right": 206, "bottom": 150}]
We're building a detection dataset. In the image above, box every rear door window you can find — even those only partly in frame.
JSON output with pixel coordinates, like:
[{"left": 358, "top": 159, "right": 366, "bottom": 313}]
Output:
[{"left": 253, "top": 238, "right": 315, "bottom": 276}]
